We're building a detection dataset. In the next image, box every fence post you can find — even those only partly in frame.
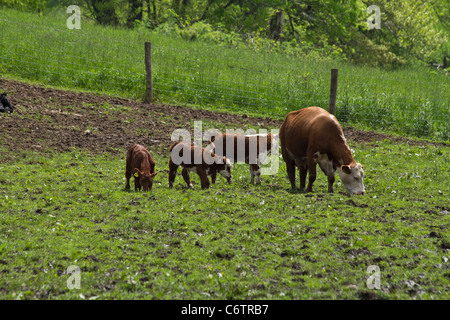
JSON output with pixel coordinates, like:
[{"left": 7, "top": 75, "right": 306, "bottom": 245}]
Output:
[
  {"left": 144, "top": 41, "right": 153, "bottom": 103},
  {"left": 329, "top": 68, "right": 338, "bottom": 115}
]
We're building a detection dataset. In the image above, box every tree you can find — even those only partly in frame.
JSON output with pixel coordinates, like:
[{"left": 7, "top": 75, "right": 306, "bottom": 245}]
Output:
[
  {"left": 84, "top": 0, "right": 120, "bottom": 26},
  {"left": 362, "top": 0, "right": 447, "bottom": 63}
]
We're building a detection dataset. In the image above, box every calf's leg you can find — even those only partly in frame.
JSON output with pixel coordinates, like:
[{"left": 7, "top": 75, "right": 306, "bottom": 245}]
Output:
[
  {"left": 168, "top": 160, "right": 178, "bottom": 188},
  {"left": 182, "top": 168, "right": 194, "bottom": 189},
  {"left": 196, "top": 167, "right": 210, "bottom": 189},
  {"left": 250, "top": 164, "right": 261, "bottom": 185}
]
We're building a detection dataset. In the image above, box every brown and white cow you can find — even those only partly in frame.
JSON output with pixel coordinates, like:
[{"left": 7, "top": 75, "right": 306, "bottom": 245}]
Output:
[
  {"left": 168, "top": 141, "right": 232, "bottom": 189},
  {"left": 280, "top": 107, "right": 365, "bottom": 195},
  {"left": 208, "top": 132, "right": 278, "bottom": 185},
  {"left": 125, "top": 144, "right": 157, "bottom": 192}
]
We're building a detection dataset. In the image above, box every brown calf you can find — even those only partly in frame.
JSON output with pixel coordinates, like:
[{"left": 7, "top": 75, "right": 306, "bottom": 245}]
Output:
[
  {"left": 209, "top": 132, "right": 278, "bottom": 184},
  {"left": 168, "top": 141, "right": 232, "bottom": 189},
  {"left": 125, "top": 144, "right": 157, "bottom": 192}
]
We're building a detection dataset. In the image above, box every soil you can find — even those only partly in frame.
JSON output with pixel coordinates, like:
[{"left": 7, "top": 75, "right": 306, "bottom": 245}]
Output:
[{"left": 1, "top": 78, "right": 447, "bottom": 160}]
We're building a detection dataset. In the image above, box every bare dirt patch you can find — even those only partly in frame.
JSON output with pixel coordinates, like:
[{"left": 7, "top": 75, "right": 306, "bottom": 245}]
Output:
[{"left": 1, "top": 78, "right": 447, "bottom": 160}]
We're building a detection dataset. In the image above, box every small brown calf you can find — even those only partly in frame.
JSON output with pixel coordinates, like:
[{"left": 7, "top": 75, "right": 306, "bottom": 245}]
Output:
[
  {"left": 125, "top": 144, "right": 157, "bottom": 192},
  {"left": 209, "top": 132, "right": 278, "bottom": 185},
  {"left": 168, "top": 141, "right": 232, "bottom": 189}
]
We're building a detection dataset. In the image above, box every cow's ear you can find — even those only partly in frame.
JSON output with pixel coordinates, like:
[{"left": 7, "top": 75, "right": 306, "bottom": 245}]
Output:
[{"left": 340, "top": 165, "right": 351, "bottom": 174}]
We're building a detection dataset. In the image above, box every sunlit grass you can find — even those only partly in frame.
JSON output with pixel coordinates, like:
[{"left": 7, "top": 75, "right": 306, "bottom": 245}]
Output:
[{"left": 0, "top": 140, "right": 448, "bottom": 299}]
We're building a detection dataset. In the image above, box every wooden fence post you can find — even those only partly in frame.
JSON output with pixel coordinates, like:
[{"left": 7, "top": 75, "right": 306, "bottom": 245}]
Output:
[
  {"left": 329, "top": 68, "right": 338, "bottom": 115},
  {"left": 144, "top": 41, "right": 153, "bottom": 103}
]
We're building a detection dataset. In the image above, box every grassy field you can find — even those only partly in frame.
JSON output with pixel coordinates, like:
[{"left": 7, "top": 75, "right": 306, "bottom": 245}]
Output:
[
  {"left": 0, "top": 102, "right": 449, "bottom": 300},
  {"left": 0, "top": 8, "right": 449, "bottom": 140}
]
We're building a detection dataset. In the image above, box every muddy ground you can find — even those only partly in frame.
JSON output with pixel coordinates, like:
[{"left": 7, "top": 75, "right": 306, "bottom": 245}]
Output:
[{"left": 0, "top": 78, "right": 447, "bottom": 161}]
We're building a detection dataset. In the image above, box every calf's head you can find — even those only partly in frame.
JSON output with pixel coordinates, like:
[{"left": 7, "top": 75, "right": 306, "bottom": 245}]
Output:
[
  {"left": 134, "top": 168, "right": 157, "bottom": 191},
  {"left": 0, "top": 93, "right": 13, "bottom": 111},
  {"left": 338, "top": 163, "right": 365, "bottom": 195}
]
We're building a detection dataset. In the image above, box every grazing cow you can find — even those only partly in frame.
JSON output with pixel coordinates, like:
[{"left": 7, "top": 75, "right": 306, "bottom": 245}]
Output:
[
  {"left": 125, "top": 144, "right": 157, "bottom": 192},
  {"left": 209, "top": 132, "right": 279, "bottom": 185},
  {"left": 168, "top": 141, "right": 232, "bottom": 189},
  {"left": 280, "top": 107, "right": 365, "bottom": 195},
  {"left": 0, "top": 93, "right": 13, "bottom": 113}
]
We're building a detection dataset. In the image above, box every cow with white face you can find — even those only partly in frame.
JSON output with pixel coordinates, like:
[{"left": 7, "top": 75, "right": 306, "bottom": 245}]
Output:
[{"left": 280, "top": 107, "right": 365, "bottom": 195}]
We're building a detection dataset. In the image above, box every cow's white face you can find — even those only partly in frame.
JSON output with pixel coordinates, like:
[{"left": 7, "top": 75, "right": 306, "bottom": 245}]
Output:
[{"left": 338, "top": 163, "right": 365, "bottom": 195}]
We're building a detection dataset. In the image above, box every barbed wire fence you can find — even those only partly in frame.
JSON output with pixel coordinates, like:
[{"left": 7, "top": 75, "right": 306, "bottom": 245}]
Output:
[{"left": 0, "top": 15, "right": 449, "bottom": 140}]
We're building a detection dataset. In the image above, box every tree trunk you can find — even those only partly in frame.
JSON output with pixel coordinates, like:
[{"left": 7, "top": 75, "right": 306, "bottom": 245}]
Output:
[
  {"left": 127, "top": 0, "right": 143, "bottom": 28},
  {"left": 91, "top": 0, "right": 119, "bottom": 26},
  {"left": 268, "top": 10, "right": 283, "bottom": 42}
]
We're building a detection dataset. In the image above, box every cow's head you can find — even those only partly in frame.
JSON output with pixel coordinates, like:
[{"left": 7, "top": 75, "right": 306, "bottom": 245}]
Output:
[
  {"left": 218, "top": 156, "right": 232, "bottom": 184},
  {"left": 134, "top": 168, "right": 157, "bottom": 191},
  {"left": 338, "top": 163, "right": 365, "bottom": 195}
]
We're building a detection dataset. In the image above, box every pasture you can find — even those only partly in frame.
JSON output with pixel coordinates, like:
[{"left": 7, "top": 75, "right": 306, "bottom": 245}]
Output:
[{"left": 0, "top": 79, "right": 449, "bottom": 300}]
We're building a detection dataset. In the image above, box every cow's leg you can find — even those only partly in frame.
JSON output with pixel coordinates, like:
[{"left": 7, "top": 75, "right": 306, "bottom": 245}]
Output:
[
  {"left": 316, "top": 153, "right": 336, "bottom": 193},
  {"left": 305, "top": 155, "right": 317, "bottom": 193},
  {"left": 211, "top": 171, "right": 217, "bottom": 184},
  {"left": 181, "top": 168, "right": 194, "bottom": 189},
  {"left": 327, "top": 171, "right": 335, "bottom": 193},
  {"left": 318, "top": 165, "right": 336, "bottom": 193},
  {"left": 284, "top": 157, "right": 297, "bottom": 190},
  {"left": 196, "top": 168, "right": 210, "bottom": 189},
  {"left": 125, "top": 169, "right": 131, "bottom": 191},
  {"left": 168, "top": 160, "right": 178, "bottom": 188},
  {"left": 299, "top": 164, "right": 307, "bottom": 192},
  {"left": 250, "top": 165, "right": 255, "bottom": 184}
]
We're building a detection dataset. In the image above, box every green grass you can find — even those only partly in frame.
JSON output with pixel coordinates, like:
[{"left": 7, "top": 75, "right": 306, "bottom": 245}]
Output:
[
  {"left": 0, "top": 8, "right": 449, "bottom": 140},
  {"left": 0, "top": 140, "right": 449, "bottom": 300}
]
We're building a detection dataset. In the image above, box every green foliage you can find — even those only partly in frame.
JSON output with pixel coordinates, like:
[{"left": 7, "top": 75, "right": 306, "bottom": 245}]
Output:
[
  {"left": 3, "top": 0, "right": 447, "bottom": 65},
  {"left": 0, "top": 0, "right": 47, "bottom": 12},
  {"left": 362, "top": 0, "right": 447, "bottom": 64}
]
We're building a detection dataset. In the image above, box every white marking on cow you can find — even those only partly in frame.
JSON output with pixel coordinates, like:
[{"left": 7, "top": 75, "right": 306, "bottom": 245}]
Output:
[
  {"left": 314, "top": 152, "right": 334, "bottom": 176},
  {"left": 258, "top": 150, "right": 268, "bottom": 165}
]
